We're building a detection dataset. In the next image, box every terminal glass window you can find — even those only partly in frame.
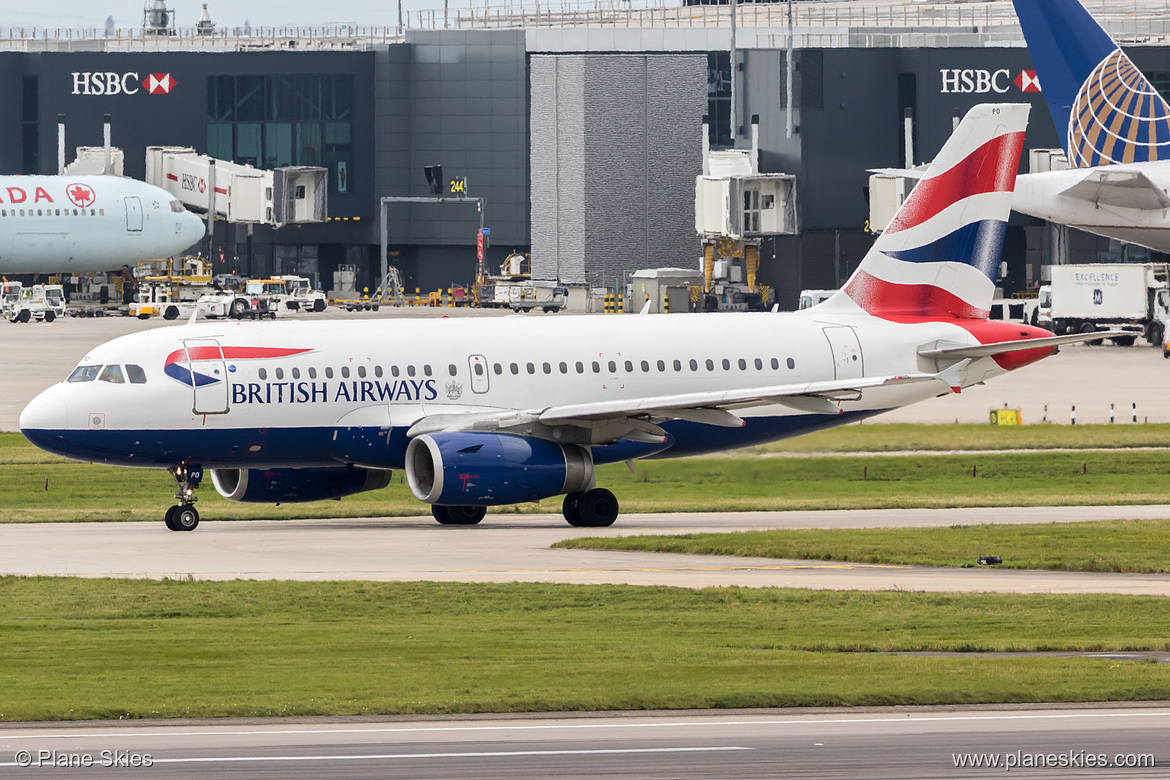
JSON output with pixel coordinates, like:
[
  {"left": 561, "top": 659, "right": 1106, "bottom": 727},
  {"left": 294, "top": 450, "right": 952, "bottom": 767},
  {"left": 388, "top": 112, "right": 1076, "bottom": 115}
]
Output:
[
  {"left": 707, "top": 53, "right": 732, "bottom": 147},
  {"left": 207, "top": 74, "right": 354, "bottom": 193}
]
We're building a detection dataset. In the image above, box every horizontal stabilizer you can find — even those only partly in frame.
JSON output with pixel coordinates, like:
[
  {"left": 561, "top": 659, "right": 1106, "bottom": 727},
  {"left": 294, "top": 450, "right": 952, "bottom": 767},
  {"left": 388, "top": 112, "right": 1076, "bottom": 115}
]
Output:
[
  {"left": 866, "top": 167, "right": 926, "bottom": 180},
  {"left": 1059, "top": 169, "right": 1170, "bottom": 210},
  {"left": 917, "top": 331, "right": 1129, "bottom": 360}
]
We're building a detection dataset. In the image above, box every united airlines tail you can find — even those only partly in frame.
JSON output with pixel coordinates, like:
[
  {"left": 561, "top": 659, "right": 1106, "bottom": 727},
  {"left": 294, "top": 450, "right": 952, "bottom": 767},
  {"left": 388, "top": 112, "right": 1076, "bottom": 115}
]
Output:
[
  {"left": 837, "top": 103, "right": 1028, "bottom": 321},
  {"left": 1013, "top": 0, "right": 1170, "bottom": 166}
]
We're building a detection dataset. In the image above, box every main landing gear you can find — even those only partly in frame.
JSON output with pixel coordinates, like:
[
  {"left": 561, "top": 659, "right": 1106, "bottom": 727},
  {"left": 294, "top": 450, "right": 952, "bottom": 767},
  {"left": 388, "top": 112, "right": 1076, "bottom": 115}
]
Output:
[
  {"left": 562, "top": 488, "right": 619, "bottom": 527},
  {"left": 165, "top": 465, "right": 203, "bottom": 532},
  {"left": 432, "top": 505, "right": 488, "bottom": 525}
]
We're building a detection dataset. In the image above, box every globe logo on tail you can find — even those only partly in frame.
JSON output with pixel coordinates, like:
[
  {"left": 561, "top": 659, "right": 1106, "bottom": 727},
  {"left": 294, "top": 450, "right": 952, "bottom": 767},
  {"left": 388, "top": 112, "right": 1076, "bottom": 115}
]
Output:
[{"left": 1068, "top": 49, "right": 1170, "bottom": 167}]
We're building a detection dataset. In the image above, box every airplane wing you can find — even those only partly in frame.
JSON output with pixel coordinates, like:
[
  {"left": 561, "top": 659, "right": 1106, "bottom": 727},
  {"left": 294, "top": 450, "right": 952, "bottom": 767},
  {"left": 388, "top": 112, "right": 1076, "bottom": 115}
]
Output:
[
  {"left": 917, "top": 331, "right": 1129, "bottom": 360},
  {"left": 407, "top": 372, "right": 950, "bottom": 445},
  {"left": 1059, "top": 168, "right": 1170, "bottom": 210}
]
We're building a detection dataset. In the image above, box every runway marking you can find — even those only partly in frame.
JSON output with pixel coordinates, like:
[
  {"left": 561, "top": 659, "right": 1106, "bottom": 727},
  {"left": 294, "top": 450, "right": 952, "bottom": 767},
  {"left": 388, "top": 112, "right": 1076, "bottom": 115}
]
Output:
[
  {"left": 4, "top": 711, "right": 1169, "bottom": 741},
  {"left": 0, "top": 746, "right": 751, "bottom": 767}
]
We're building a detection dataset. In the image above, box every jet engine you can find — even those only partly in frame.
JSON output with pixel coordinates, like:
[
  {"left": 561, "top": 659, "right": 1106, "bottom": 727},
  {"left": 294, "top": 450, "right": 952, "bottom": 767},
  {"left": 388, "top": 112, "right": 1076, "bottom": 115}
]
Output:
[
  {"left": 210, "top": 466, "right": 392, "bottom": 503},
  {"left": 405, "top": 432, "right": 593, "bottom": 506}
]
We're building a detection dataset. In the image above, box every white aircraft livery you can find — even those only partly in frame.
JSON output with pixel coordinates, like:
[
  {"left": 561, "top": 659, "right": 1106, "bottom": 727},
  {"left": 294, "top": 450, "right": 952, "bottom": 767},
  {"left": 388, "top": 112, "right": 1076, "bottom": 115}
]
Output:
[
  {"left": 1010, "top": 0, "right": 1170, "bottom": 253},
  {"left": 20, "top": 104, "right": 1086, "bottom": 532},
  {"left": 0, "top": 175, "right": 205, "bottom": 275}
]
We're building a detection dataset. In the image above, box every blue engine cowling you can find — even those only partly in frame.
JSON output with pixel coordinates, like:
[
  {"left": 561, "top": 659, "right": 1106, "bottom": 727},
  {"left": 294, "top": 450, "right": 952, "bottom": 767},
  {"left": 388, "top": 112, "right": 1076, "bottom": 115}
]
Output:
[
  {"left": 210, "top": 466, "right": 393, "bottom": 503},
  {"left": 405, "top": 433, "right": 593, "bottom": 506}
]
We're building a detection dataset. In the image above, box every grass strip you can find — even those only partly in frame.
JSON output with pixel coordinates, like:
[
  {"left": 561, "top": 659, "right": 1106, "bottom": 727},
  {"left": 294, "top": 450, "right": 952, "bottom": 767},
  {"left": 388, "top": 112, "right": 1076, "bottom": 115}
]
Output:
[
  {"left": 4, "top": 437, "right": 1170, "bottom": 522},
  {"left": 2, "top": 577, "right": 1170, "bottom": 721},
  {"left": 553, "top": 518, "right": 1170, "bottom": 573}
]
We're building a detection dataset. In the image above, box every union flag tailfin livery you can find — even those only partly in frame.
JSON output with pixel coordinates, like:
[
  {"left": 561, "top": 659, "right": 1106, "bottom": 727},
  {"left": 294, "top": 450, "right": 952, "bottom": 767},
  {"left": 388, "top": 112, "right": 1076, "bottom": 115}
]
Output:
[
  {"left": 1010, "top": 0, "right": 1170, "bottom": 252},
  {"left": 21, "top": 105, "right": 1095, "bottom": 532},
  {"left": 0, "top": 175, "right": 205, "bottom": 275}
]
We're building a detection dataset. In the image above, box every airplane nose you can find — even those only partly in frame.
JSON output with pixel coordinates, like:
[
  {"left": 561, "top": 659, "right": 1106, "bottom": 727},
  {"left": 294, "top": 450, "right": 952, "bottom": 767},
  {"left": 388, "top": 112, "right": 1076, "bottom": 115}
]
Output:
[
  {"left": 20, "top": 388, "right": 69, "bottom": 434},
  {"left": 183, "top": 211, "right": 207, "bottom": 244}
]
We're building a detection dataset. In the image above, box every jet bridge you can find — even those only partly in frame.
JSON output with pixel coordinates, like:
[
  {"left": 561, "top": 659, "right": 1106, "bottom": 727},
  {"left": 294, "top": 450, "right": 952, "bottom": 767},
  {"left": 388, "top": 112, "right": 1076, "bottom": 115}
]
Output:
[{"left": 145, "top": 146, "right": 327, "bottom": 227}]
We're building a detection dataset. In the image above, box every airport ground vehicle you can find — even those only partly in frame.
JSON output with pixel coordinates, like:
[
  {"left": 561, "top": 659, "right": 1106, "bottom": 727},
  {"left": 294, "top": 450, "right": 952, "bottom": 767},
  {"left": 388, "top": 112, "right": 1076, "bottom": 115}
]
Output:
[
  {"left": 277, "top": 276, "right": 328, "bottom": 312},
  {"left": 1, "top": 281, "right": 24, "bottom": 318},
  {"left": 8, "top": 284, "right": 66, "bottom": 323},
  {"left": 1047, "top": 263, "right": 1170, "bottom": 345},
  {"left": 130, "top": 258, "right": 216, "bottom": 320},
  {"left": 988, "top": 296, "right": 1040, "bottom": 325},
  {"left": 482, "top": 252, "right": 567, "bottom": 312},
  {"left": 798, "top": 290, "right": 836, "bottom": 310}
]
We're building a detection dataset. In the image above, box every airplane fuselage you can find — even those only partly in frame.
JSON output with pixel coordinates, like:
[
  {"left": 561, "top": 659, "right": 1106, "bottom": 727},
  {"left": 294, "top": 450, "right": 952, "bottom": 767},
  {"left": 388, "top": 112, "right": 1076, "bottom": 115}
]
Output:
[
  {"left": 0, "top": 175, "right": 206, "bottom": 275},
  {"left": 19, "top": 310, "right": 1046, "bottom": 471}
]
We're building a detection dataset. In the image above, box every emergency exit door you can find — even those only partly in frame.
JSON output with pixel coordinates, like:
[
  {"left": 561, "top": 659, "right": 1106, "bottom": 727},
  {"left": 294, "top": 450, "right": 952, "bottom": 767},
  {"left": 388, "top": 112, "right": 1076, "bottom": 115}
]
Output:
[
  {"left": 468, "top": 355, "right": 490, "bottom": 394},
  {"left": 822, "top": 326, "right": 864, "bottom": 380},
  {"left": 125, "top": 196, "right": 143, "bottom": 232},
  {"left": 182, "top": 338, "right": 230, "bottom": 414}
]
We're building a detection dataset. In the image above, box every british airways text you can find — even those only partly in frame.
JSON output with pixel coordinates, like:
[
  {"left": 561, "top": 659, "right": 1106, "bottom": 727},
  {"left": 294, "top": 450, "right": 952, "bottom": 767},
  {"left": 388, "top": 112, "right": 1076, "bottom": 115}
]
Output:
[{"left": 230, "top": 379, "right": 438, "bottom": 405}]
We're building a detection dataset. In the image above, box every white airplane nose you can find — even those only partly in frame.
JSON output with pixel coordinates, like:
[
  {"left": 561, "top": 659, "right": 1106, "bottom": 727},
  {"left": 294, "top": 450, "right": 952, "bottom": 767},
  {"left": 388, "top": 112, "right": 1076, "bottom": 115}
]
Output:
[
  {"left": 20, "top": 387, "right": 69, "bottom": 433},
  {"left": 182, "top": 211, "right": 207, "bottom": 245}
]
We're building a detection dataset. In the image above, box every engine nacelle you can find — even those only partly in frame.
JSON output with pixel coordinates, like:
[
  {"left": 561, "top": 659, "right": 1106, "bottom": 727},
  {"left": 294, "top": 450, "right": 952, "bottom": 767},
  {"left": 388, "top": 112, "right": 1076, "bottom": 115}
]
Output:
[
  {"left": 210, "top": 466, "right": 392, "bottom": 503},
  {"left": 405, "top": 433, "right": 593, "bottom": 506}
]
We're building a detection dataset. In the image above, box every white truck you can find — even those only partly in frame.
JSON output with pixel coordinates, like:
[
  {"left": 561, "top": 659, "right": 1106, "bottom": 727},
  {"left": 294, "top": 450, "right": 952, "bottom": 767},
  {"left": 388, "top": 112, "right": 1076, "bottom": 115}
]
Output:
[
  {"left": 276, "top": 275, "right": 328, "bottom": 313},
  {"left": 8, "top": 284, "right": 67, "bottom": 323},
  {"left": 1047, "top": 263, "right": 1170, "bottom": 345},
  {"left": 490, "top": 281, "right": 567, "bottom": 313}
]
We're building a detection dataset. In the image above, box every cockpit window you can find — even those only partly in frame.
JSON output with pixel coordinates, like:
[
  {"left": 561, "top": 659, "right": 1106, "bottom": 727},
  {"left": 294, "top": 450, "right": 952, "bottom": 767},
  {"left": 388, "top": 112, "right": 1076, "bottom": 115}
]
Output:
[
  {"left": 126, "top": 364, "right": 148, "bottom": 384},
  {"left": 66, "top": 365, "right": 100, "bottom": 383},
  {"left": 99, "top": 365, "right": 125, "bottom": 384}
]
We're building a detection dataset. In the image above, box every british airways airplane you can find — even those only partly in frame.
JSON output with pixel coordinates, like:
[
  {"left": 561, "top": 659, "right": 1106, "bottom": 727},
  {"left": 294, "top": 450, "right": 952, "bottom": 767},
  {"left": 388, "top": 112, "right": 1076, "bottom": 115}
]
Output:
[
  {"left": 20, "top": 104, "right": 1087, "bottom": 532},
  {"left": 1010, "top": 0, "right": 1170, "bottom": 253},
  {"left": 0, "top": 175, "right": 205, "bottom": 275}
]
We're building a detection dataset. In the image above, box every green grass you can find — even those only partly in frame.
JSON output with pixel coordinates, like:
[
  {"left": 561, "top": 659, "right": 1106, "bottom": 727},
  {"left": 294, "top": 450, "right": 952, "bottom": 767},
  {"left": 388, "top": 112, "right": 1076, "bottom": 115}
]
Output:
[
  {"left": 554, "top": 518, "right": 1170, "bottom": 573},
  {"left": 5, "top": 431, "right": 1170, "bottom": 522},
  {"left": 3, "top": 577, "right": 1170, "bottom": 721}
]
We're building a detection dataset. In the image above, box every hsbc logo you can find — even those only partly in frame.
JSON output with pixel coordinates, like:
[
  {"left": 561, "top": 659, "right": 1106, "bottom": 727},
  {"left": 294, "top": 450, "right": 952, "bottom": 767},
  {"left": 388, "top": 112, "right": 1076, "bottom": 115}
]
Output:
[
  {"left": 939, "top": 69, "right": 1042, "bottom": 94},
  {"left": 71, "top": 71, "right": 177, "bottom": 96}
]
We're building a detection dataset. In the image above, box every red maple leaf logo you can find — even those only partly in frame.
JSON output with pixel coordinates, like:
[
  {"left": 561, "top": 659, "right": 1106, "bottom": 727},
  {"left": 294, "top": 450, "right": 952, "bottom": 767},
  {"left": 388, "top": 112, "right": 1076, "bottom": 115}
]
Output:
[{"left": 66, "top": 183, "right": 95, "bottom": 208}]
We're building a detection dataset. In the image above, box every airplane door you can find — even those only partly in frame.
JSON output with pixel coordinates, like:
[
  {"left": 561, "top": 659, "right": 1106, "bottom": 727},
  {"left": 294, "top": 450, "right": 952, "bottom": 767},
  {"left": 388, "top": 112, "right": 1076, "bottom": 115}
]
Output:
[
  {"left": 125, "top": 197, "right": 143, "bottom": 232},
  {"left": 468, "top": 354, "right": 490, "bottom": 394},
  {"left": 822, "top": 326, "right": 864, "bottom": 380},
  {"left": 182, "top": 338, "right": 230, "bottom": 414}
]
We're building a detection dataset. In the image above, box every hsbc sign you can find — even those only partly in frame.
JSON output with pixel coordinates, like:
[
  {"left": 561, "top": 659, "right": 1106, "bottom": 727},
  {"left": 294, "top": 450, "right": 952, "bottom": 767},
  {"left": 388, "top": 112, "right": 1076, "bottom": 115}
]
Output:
[
  {"left": 939, "top": 69, "right": 1041, "bottom": 94},
  {"left": 71, "top": 71, "right": 177, "bottom": 96}
]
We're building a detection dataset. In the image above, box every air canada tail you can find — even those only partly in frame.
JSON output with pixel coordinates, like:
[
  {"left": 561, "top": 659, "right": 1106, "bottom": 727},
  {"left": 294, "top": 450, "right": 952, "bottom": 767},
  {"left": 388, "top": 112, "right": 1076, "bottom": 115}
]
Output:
[
  {"left": 836, "top": 103, "right": 1028, "bottom": 321},
  {"left": 1013, "top": 0, "right": 1170, "bottom": 166}
]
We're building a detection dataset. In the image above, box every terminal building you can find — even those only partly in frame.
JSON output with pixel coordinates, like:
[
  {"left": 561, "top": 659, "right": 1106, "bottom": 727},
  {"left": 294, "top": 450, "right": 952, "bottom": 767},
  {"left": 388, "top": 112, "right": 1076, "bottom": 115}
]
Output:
[{"left": 2, "top": 0, "right": 1168, "bottom": 306}]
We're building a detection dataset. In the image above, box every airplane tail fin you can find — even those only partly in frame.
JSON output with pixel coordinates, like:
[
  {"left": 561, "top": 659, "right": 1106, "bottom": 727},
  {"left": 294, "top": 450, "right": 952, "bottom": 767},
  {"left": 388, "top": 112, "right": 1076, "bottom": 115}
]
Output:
[
  {"left": 834, "top": 103, "right": 1028, "bottom": 321},
  {"left": 1013, "top": 0, "right": 1170, "bottom": 166}
]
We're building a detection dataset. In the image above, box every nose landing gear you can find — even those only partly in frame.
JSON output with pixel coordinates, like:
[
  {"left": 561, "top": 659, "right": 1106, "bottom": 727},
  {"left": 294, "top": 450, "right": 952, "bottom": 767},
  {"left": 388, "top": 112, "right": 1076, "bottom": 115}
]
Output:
[{"left": 165, "top": 465, "right": 203, "bottom": 532}]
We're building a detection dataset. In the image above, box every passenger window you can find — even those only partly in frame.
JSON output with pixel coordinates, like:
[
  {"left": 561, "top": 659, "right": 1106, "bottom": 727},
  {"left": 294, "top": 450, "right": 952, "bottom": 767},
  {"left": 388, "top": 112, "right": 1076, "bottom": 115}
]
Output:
[
  {"left": 449, "top": 364, "right": 458, "bottom": 376},
  {"left": 325, "top": 367, "right": 334, "bottom": 379},
  {"left": 576, "top": 362, "right": 584, "bottom": 373},
  {"left": 608, "top": 361, "right": 617, "bottom": 373},
  {"left": 67, "top": 365, "right": 101, "bottom": 383},
  {"left": 309, "top": 367, "right": 318, "bottom": 379},
  {"left": 292, "top": 367, "right": 300, "bottom": 380},
  {"left": 770, "top": 358, "right": 779, "bottom": 370},
  {"left": 738, "top": 359, "right": 747, "bottom": 370},
  {"left": 624, "top": 360, "right": 633, "bottom": 372},
  {"left": 592, "top": 361, "right": 600, "bottom": 373},
  {"left": 754, "top": 358, "right": 763, "bottom": 370},
  {"left": 423, "top": 365, "right": 432, "bottom": 377},
  {"left": 374, "top": 366, "right": 382, "bottom": 378},
  {"left": 673, "top": 359, "right": 682, "bottom": 371},
  {"left": 357, "top": 366, "right": 366, "bottom": 378},
  {"left": 657, "top": 360, "right": 665, "bottom": 372},
  {"left": 99, "top": 365, "right": 125, "bottom": 384},
  {"left": 276, "top": 368, "right": 285, "bottom": 380},
  {"left": 407, "top": 365, "right": 416, "bottom": 377},
  {"left": 641, "top": 360, "right": 650, "bottom": 372},
  {"left": 526, "top": 363, "right": 535, "bottom": 374},
  {"left": 706, "top": 359, "right": 715, "bottom": 371},
  {"left": 559, "top": 362, "right": 568, "bottom": 374},
  {"left": 510, "top": 363, "right": 519, "bottom": 375},
  {"left": 125, "top": 364, "right": 148, "bottom": 384},
  {"left": 475, "top": 363, "right": 484, "bottom": 376},
  {"left": 721, "top": 359, "right": 730, "bottom": 370},
  {"left": 391, "top": 366, "right": 400, "bottom": 377},
  {"left": 689, "top": 359, "right": 698, "bottom": 371},
  {"left": 341, "top": 367, "right": 350, "bottom": 378},
  {"left": 258, "top": 368, "right": 268, "bottom": 380},
  {"left": 787, "top": 358, "right": 796, "bottom": 369},
  {"left": 493, "top": 363, "right": 502, "bottom": 375},
  {"left": 542, "top": 362, "right": 551, "bottom": 374}
]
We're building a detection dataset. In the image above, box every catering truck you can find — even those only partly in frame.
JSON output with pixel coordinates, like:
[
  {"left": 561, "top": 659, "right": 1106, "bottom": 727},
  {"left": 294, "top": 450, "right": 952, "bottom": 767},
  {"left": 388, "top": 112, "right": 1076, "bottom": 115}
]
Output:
[{"left": 1048, "top": 263, "right": 1170, "bottom": 345}]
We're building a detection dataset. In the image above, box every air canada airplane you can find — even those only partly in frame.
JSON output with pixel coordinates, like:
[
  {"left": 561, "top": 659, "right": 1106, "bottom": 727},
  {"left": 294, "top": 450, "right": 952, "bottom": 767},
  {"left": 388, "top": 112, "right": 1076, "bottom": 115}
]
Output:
[
  {"left": 1010, "top": 0, "right": 1170, "bottom": 252},
  {"left": 20, "top": 104, "right": 1093, "bottom": 532},
  {"left": 0, "top": 175, "right": 205, "bottom": 275}
]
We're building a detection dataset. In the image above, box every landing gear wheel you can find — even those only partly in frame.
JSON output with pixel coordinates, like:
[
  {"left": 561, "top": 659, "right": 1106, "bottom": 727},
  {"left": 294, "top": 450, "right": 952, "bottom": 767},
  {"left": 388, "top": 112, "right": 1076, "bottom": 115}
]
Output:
[
  {"left": 562, "top": 492, "right": 583, "bottom": 526},
  {"left": 432, "top": 505, "right": 486, "bottom": 525},
  {"left": 567, "top": 488, "right": 619, "bottom": 527},
  {"left": 173, "top": 505, "right": 199, "bottom": 531},
  {"left": 164, "top": 505, "right": 180, "bottom": 531}
]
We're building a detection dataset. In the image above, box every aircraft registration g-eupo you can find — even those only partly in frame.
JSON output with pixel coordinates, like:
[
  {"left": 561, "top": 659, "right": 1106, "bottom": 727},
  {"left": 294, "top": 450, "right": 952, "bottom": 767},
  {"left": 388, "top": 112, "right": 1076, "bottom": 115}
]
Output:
[
  {"left": 0, "top": 175, "right": 205, "bottom": 275},
  {"left": 20, "top": 103, "right": 1088, "bottom": 531},
  {"left": 1010, "top": 0, "right": 1170, "bottom": 253}
]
